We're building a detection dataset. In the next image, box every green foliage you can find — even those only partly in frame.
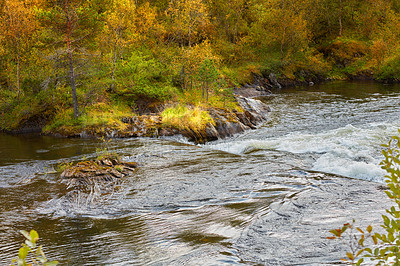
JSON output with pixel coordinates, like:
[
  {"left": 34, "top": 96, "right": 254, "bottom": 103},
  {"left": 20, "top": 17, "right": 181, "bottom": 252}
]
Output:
[
  {"left": 114, "top": 51, "right": 176, "bottom": 101},
  {"left": 196, "top": 58, "right": 219, "bottom": 100},
  {"left": 376, "top": 51, "right": 400, "bottom": 81},
  {"left": 0, "top": 88, "right": 55, "bottom": 130},
  {"left": 95, "top": 137, "right": 120, "bottom": 161},
  {"left": 43, "top": 102, "right": 131, "bottom": 134},
  {"left": 329, "top": 131, "right": 400, "bottom": 265},
  {"left": 56, "top": 160, "right": 74, "bottom": 173},
  {"left": 197, "top": 59, "right": 219, "bottom": 84},
  {"left": 11, "top": 230, "right": 58, "bottom": 266}
]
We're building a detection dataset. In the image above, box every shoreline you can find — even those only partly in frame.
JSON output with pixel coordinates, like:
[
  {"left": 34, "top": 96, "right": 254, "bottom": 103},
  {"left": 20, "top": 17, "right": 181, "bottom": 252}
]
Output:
[
  {"left": 1, "top": 95, "right": 270, "bottom": 144},
  {"left": 2, "top": 77, "right": 398, "bottom": 143}
]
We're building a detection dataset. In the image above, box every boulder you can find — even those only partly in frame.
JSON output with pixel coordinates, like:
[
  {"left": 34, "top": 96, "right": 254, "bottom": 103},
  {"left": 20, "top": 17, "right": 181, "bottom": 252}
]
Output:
[
  {"left": 269, "top": 73, "right": 282, "bottom": 89},
  {"left": 182, "top": 96, "right": 271, "bottom": 143}
]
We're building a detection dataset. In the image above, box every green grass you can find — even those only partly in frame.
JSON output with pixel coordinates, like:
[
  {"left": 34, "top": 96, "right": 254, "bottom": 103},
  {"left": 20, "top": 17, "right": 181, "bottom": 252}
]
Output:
[{"left": 43, "top": 102, "right": 132, "bottom": 134}]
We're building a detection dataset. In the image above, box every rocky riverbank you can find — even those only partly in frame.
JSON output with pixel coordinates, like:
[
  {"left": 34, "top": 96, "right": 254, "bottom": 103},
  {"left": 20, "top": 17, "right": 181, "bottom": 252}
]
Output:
[
  {"left": 4, "top": 67, "right": 399, "bottom": 143},
  {"left": 59, "top": 95, "right": 271, "bottom": 144},
  {"left": 2, "top": 91, "right": 271, "bottom": 144}
]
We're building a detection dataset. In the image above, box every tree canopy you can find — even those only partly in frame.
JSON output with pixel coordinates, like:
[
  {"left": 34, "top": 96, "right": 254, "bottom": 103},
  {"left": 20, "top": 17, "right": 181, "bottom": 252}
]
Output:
[{"left": 1, "top": 0, "right": 400, "bottom": 131}]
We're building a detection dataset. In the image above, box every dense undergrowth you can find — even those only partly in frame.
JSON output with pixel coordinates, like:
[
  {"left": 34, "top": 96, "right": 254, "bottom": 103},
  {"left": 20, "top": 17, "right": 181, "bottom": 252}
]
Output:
[{"left": 0, "top": 0, "right": 399, "bottom": 133}]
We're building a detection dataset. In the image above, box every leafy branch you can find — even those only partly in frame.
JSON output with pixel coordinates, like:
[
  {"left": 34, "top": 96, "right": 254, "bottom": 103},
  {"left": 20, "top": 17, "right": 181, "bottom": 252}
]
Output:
[
  {"left": 329, "top": 131, "right": 400, "bottom": 265},
  {"left": 11, "top": 230, "right": 58, "bottom": 266}
]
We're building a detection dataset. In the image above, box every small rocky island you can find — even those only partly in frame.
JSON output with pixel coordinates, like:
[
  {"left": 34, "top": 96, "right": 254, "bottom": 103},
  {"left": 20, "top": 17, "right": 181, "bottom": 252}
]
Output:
[{"left": 60, "top": 155, "right": 138, "bottom": 188}]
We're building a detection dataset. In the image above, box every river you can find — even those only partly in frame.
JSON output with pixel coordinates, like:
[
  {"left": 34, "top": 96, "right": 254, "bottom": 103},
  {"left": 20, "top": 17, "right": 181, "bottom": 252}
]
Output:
[{"left": 0, "top": 81, "right": 399, "bottom": 265}]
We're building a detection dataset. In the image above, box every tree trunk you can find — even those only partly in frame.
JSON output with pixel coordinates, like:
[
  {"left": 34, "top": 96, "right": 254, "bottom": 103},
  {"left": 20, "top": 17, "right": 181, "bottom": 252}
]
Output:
[
  {"left": 206, "top": 82, "right": 209, "bottom": 102},
  {"left": 188, "top": 23, "right": 191, "bottom": 47},
  {"left": 180, "top": 66, "right": 186, "bottom": 90},
  {"left": 16, "top": 54, "right": 20, "bottom": 101},
  {"left": 280, "top": 0, "right": 287, "bottom": 63},
  {"left": 65, "top": 0, "right": 79, "bottom": 118},
  {"left": 110, "top": 38, "right": 118, "bottom": 91},
  {"left": 338, "top": 0, "right": 343, "bottom": 36},
  {"left": 69, "top": 50, "right": 79, "bottom": 118}
]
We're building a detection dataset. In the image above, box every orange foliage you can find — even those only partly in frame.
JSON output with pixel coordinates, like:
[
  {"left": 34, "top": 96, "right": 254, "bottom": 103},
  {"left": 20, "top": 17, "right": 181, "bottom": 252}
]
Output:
[
  {"left": 325, "top": 39, "right": 368, "bottom": 66},
  {"left": 370, "top": 39, "right": 388, "bottom": 69}
]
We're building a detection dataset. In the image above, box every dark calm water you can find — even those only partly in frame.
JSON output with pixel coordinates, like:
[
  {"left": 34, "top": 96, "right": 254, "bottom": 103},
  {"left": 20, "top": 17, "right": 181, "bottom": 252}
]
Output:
[{"left": 0, "top": 81, "right": 399, "bottom": 265}]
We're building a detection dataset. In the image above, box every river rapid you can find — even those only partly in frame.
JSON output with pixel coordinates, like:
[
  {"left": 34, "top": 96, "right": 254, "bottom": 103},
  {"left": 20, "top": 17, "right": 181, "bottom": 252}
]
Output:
[{"left": 0, "top": 81, "right": 399, "bottom": 265}]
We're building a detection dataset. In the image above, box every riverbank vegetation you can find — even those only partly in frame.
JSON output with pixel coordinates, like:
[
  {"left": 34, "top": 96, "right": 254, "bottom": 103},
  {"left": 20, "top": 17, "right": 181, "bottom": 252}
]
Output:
[{"left": 1, "top": 0, "right": 400, "bottom": 133}]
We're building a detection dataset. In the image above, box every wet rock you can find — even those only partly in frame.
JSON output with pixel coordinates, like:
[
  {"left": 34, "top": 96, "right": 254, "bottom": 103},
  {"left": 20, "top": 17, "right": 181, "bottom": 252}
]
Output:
[
  {"left": 347, "top": 69, "right": 374, "bottom": 80},
  {"left": 378, "top": 78, "right": 400, "bottom": 84},
  {"left": 182, "top": 96, "right": 271, "bottom": 143},
  {"left": 159, "top": 128, "right": 180, "bottom": 137},
  {"left": 3, "top": 114, "right": 49, "bottom": 134},
  {"left": 60, "top": 156, "right": 138, "bottom": 187},
  {"left": 233, "top": 86, "right": 271, "bottom": 98},
  {"left": 269, "top": 73, "right": 282, "bottom": 89}
]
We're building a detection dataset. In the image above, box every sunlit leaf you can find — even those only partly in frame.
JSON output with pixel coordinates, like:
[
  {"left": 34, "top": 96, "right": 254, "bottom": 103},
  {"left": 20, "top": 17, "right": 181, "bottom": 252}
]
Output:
[
  {"left": 388, "top": 232, "right": 395, "bottom": 242},
  {"left": 30, "top": 230, "right": 39, "bottom": 243},
  {"left": 372, "top": 235, "right": 378, "bottom": 245},
  {"left": 25, "top": 240, "right": 35, "bottom": 248},
  {"left": 20, "top": 230, "right": 31, "bottom": 241},
  {"left": 347, "top": 252, "right": 354, "bottom": 260},
  {"left": 363, "top": 248, "right": 372, "bottom": 254},
  {"left": 356, "top": 258, "right": 364, "bottom": 266},
  {"left": 367, "top": 225, "right": 372, "bottom": 233},
  {"left": 18, "top": 246, "right": 29, "bottom": 259},
  {"left": 330, "top": 229, "right": 341, "bottom": 237},
  {"left": 356, "top": 249, "right": 364, "bottom": 257},
  {"left": 45, "top": 261, "right": 59, "bottom": 265}
]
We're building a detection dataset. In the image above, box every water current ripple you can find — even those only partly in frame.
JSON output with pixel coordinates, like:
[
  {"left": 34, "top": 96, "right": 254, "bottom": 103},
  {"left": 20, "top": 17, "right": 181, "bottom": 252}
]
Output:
[{"left": 0, "top": 81, "right": 399, "bottom": 265}]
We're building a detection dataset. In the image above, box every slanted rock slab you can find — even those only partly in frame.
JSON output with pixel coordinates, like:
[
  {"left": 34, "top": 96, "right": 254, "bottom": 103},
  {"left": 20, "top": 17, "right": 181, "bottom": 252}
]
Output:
[{"left": 60, "top": 155, "right": 138, "bottom": 187}]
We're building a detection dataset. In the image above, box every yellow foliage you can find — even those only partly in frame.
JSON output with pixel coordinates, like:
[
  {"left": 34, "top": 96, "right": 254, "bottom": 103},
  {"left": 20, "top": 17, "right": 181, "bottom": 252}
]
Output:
[
  {"left": 103, "top": 0, "right": 136, "bottom": 48},
  {"left": 161, "top": 105, "right": 215, "bottom": 132},
  {"left": 370, "top": 39, "right": 388, "bottom": 68},
  {"left": 166, "top": 0, "right": 211, "bottom": 46},
  {"left": 179, "top": 40, "right": 220, "bottom": 72},
  {"left": 135, "top": 2, "right": 162, "bottom": 41},
  {"left": 328, "top": 39, "right": 368, "bottom": 62}
]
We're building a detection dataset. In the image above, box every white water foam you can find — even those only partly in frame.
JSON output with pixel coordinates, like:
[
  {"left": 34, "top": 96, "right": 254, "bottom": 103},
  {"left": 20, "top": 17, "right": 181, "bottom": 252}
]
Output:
[{"left": 206, "top": 123, "right": 400, "bottom": 182}]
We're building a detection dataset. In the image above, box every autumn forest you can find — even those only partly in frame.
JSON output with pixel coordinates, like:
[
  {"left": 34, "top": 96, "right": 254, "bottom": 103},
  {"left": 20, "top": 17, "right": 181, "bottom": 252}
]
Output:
[{"left": 1, "top": 0, "right": 400, "bottom": 134}]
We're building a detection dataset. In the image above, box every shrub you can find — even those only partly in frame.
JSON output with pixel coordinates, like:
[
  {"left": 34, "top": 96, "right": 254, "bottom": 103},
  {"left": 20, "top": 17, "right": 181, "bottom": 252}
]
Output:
[
  {"left": 376, "top": 51, "right": 400, "bottom": 81},
  {"left": 114, "top": 51, "right": 176, "bottom": 101}
]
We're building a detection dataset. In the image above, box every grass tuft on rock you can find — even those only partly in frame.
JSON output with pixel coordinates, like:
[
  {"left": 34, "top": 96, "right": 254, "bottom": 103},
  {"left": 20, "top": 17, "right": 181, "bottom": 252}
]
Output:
[{"left": 161, "top": 105, "right": 215, "bottom": 132}]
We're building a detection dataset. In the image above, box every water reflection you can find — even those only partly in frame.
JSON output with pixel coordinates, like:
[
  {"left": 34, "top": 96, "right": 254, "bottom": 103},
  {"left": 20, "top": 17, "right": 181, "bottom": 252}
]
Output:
[{"left": 0, "top": 133, "right": 100, "bottom": 166}]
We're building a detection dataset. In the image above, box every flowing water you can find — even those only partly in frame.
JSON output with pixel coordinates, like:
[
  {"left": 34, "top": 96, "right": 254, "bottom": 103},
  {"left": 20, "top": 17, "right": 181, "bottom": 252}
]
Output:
[{"left": 0, "top": 81, "right": 399, "bottom": 265}]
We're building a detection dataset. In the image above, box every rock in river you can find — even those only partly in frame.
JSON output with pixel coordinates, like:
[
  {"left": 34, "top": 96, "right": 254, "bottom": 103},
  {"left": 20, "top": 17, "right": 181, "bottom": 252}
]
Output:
[{"left": 60, "top": 156, "right": 138, "bottom": 188}]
